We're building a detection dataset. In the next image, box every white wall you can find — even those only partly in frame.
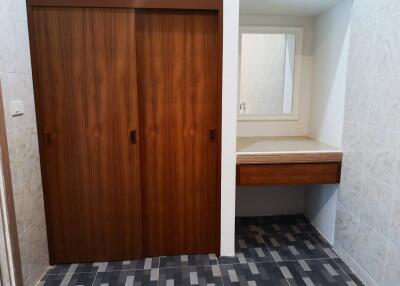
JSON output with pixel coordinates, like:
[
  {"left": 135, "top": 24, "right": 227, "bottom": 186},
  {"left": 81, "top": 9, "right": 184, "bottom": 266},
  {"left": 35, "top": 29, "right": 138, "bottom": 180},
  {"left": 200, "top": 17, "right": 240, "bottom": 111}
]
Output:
[
  {"left": 304, "top": 185, "right": 338, "bottom": 243},
  {"left": 237, "top": 14, "right": 314, "bottom": 137},
  {"left": 220, "top": 0, "right": 240, "bottom": 257},
  {"left": 236, "top": 186, "right": 304, "bottom": 217},
  {"left": 308, "top": 0, "right": 351, "bottom": 148},
  {"left": 304, "top": 0, "right": 352, "bottom": 245}
]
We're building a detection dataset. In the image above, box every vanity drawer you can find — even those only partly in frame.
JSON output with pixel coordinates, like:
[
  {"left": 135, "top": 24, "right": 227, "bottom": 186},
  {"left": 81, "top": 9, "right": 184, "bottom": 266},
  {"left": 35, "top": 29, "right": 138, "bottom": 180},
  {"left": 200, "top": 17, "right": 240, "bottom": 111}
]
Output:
[{"left": 237, "top": 163, "right": 341, "bottom": 186}]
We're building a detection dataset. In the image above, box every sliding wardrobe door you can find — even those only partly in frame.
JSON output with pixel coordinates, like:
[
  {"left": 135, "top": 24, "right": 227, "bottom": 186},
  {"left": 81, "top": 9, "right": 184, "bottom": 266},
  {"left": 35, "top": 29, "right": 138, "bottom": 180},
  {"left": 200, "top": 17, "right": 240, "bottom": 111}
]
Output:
[
  {"left": 30, "top": 8, "right": 142, "bottom": 263},
  {"left": 136, "top": 9, "right": 220, "bottom": 256}
]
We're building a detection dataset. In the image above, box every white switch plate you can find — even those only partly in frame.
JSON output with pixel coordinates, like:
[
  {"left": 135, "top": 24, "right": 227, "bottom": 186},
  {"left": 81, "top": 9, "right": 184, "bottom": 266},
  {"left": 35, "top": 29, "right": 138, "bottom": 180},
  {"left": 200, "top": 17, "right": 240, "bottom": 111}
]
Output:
[{"left": 10, "top": 100, "right": 24, "bottom": 117}]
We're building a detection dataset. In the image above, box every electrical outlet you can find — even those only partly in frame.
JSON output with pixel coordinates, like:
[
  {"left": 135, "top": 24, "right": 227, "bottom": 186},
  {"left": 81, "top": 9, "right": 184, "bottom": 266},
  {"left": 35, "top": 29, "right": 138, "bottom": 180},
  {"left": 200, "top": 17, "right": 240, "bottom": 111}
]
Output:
[{"left": 10, "top": 100, "right": 24, "bottom": 117}]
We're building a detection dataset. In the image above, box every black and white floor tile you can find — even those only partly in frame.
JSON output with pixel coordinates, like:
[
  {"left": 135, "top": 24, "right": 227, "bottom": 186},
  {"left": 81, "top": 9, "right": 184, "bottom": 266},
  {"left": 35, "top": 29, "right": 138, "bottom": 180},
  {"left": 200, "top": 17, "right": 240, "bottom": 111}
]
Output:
[{"left": 40, "top": 215, "right": 364, "bottom": 286}]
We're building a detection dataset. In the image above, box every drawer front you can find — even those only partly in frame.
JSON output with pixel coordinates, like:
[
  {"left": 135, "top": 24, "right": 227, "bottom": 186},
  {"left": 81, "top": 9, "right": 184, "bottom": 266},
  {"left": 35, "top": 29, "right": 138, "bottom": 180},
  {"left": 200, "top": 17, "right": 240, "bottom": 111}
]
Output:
[{"left": 237, "top": 163, "right": 341, "bottom": 186}]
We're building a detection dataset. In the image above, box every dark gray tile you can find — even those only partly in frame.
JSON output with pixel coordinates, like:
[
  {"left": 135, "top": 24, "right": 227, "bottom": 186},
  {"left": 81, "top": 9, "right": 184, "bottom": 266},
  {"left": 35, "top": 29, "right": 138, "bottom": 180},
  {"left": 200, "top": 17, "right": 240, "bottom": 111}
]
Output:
[
  {"left": 133, "top": 269, "right": 159, "bottom": 286},
  {"left": 332, "top": 258, "right": 352, "bottom": 274},
  {"left": 159, "top": 265, "right": 223, "bottom": 286},
  {"left": 235, "top": 235, "right": 274, "bottom": 263},
  {"left": 159, "top": 254, "right": 217, "bottom": 268},
  {"left": 45, "top": 263, "right": 99, "bottom": 275},
  {"left": 42, "top": 272, "right": 96, "bottom": 286},
  {"left": 264, "top": 232, "right": 330, "bottom": 262},
  {"left": 333, "top": 258, "right": 365, "bottom": 286},
  {"left": 308, "top": 231, "right": 332, "bottom": 248},
  {"left": 218, "top": 256, "right": 243, "bottom": 265},
  {"left": 106, "top": 257, "right": 159, "bottom": 271},
  {"left": 260, "top": 216, "right": 317, "bottom": 235},
  {"left": 93, "top": 269, "right": 160, "bottom": 286},
  {"left": 278, "top": 259, "right": 360, "bottom": 285},
  {"left": 236, "top": 215, "right": 317, "bottom": 237},
  {"left": 92, "top": 270, "right": 135, "bottom": 286},
  {"left": 347, "top": 273, "right": 365, "bottom": 286},
  {"left": 220, "top": 262, "right": 289, "bottom": 285}
]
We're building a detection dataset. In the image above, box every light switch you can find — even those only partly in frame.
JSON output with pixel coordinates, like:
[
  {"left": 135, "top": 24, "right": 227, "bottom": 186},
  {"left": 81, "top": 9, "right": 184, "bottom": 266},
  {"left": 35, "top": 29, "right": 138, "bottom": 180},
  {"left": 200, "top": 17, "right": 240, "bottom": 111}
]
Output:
[{"left": 10, "top": 100, "right": 24, "bottom": 117}]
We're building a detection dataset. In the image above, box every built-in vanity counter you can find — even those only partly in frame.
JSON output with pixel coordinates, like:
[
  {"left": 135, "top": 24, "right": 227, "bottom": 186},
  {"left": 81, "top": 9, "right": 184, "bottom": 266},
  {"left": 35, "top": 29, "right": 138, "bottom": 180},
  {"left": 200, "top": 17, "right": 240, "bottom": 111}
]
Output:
[{"left": 237, "top": 136, "right": 343, "bottom": 186}]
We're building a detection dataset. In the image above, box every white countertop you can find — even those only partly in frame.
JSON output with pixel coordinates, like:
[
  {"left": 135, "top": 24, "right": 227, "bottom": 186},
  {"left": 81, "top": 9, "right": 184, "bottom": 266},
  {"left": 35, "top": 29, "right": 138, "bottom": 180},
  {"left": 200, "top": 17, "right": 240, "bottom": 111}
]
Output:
[{"left": 237, "top": 136, "right": 342, "bottom": 155}]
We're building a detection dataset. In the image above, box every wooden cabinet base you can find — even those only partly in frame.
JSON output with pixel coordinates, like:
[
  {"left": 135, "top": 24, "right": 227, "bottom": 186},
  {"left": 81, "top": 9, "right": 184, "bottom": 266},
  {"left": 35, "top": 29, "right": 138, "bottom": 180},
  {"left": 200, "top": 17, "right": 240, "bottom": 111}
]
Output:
[{"left": 237, "top": 163, "right": 342, "bottom": 186}]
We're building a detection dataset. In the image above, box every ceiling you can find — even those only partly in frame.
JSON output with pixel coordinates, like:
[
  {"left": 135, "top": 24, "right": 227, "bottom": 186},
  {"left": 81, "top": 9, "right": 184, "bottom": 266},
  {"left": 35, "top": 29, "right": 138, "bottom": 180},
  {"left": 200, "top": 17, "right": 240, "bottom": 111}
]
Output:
[{"left": 240, "top": 0, "right": 347, "bottom": 16}]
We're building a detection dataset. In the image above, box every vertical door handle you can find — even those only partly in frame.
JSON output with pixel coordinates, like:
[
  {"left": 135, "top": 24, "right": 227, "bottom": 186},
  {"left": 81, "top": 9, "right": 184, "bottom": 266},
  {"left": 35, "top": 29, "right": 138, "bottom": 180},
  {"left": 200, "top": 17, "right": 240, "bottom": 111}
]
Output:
[
  {"left": 44, "top": 132, "right": 53, "bottom": 147},
  {"left": 130, "top": 130, "right": 137, "bottom": 144},
  {"left": 209, "top": 129, "right": 216, "bottom": 142}
]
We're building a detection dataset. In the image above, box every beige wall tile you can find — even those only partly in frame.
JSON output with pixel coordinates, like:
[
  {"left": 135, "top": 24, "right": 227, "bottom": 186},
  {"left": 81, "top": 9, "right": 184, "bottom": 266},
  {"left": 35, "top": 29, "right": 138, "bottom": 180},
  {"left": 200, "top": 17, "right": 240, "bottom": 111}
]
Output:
[
  {"left": 378, "top": 0, "right": 400, "bottom": 21},
  {"left": 25, "top": 216, "right": 49, "bottom": 285},
  {"left": 352, "top": 0, "right": 378, "bottom": 26},
  {"left": 22, "top": 168, "right": 44, "bottom": 230},
  {"left": 338, "top": 166, "right": 363, "bottom": 216},
  {"left": 13, "top": 125, "right": 41, "bottom": 184},
  {"left": 389, "top": 197, "right": 400, "bottom": 249},
  {"left": 334, "top": 205, "right": 359, "bottom": 257},
  {"left": 0, "top": 0, "right": 7, "bottom": 21},
  {"left": 383, "top": 242, "right": 400, "bottom": 286},
  {"left": 12, "top": 182, "right": 24, "bottom": 235},
  {"left": 342, "top": 121, "right": 367, "bottom": 171},
  {"left": 373, "top": 15, "right": 400, "bottom": 74},
  {"left": 365, "top": 126, "right": 399, "bottom": 186},
  {"left": 396, "top": 152, "right": 400, "bottom": 189},
  {"left": 343, "top": 74, "right": 371, "bottom": 124},
  {"left": 368, "top": 74, "right": 400, "bottom": 131},
  {"left": 0, "top": 21, "right": 9, "bottom": 72},
  {"left": 6, "top": 130, "right": 20, "bottom": 186},
  {"left": 355, "top": 223, "right": 387, "bottom": 285},
  {"left": 18, "top": 232, "right": 30, "bottom": 283},
  {"left": 0, "top": 21, "right": 31, "bottom": 74},
  {"left": 347, "top": 20, "right": 376, "bottom": 75},
  {"left": 5, "top": 0, "right": 27, "bottom": 23},
  {"left": 359, "top": 178, "right": 394, "bottom": 235}
]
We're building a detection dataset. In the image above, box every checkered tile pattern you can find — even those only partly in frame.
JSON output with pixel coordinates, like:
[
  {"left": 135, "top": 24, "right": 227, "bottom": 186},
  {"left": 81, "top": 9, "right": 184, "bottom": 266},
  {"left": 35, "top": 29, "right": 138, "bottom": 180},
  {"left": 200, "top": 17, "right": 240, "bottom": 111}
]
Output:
[{"left": 40, "top": 215, "right": 364, "bottom": 285}]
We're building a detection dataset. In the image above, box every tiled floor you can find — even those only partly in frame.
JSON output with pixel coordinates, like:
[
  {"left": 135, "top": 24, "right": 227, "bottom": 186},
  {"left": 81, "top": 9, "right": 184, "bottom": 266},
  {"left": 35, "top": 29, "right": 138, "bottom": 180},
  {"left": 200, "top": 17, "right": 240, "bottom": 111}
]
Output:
[{"left": 40, "top": 215, "right": 364, "bottom": 285}]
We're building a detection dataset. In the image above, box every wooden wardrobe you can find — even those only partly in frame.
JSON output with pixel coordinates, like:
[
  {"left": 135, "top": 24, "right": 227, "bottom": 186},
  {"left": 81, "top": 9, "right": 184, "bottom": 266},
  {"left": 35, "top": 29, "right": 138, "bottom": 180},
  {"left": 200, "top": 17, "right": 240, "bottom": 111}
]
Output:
[{"left": 27, "top": 0, "right": 222, "bottom": 264}]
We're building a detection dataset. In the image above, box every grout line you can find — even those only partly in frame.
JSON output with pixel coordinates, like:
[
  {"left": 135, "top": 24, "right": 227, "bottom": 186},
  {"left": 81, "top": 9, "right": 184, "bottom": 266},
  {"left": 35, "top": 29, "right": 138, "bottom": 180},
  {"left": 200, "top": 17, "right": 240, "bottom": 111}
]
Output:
[
  {"left": 44, "top": 261, "right": 223, "bottom": 275},
  {"left": 19, "top": 215, "right": 44, "bottom": 237},
  {"left": 382, "top": 137, "right": 400, "bottom": 285},
  {"left": 215, "top": 254, "right": 225, "bottom": 286},
  {"left": 256, "top": 227, "right": 292, "bottom": 286},
  {"left": 156, "top": 255, "right": 160, "bottom": 286},
  {"left": 90, "top": 270, "right": 98, "bottom": 286},
  {"left": 331, "top": 258, "right": 364, "bottom": 285},
  {"left": 0, "top": 71, "right": 33, "bottom": 77}
]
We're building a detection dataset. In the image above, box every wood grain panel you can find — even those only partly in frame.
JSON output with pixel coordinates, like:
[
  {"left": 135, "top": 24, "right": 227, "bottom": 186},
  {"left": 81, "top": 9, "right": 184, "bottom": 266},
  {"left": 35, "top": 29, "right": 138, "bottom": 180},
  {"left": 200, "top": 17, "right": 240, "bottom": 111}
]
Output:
[
  {"left": 28, "top": 0, "right": 222, "bottom": 10},
  {"left": 136, "top": 9, "right": 220, "bottom": 257},
  {"left": 30, "top": 7, "right": 142, "bottom": 264},
  {"left": 237, "top": 152, "right": 343, "bottom": 164},
  {"left": 237, "top": 163, "right": 342, "bottom": 186}
]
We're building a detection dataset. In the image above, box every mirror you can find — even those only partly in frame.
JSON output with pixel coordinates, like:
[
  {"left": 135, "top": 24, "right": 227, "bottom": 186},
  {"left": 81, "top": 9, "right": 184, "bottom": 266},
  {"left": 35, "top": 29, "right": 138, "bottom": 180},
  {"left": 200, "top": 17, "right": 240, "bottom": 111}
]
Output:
[{"left": 238, "top": 27, "right": 302, "bottom": 121}]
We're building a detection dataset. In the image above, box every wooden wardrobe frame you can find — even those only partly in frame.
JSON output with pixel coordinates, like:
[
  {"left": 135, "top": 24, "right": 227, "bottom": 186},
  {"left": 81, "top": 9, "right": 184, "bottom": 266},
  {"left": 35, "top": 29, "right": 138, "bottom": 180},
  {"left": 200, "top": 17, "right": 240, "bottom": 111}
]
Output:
[{"left": 26, "top": 0, "right": 223, "bottom": 261}]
